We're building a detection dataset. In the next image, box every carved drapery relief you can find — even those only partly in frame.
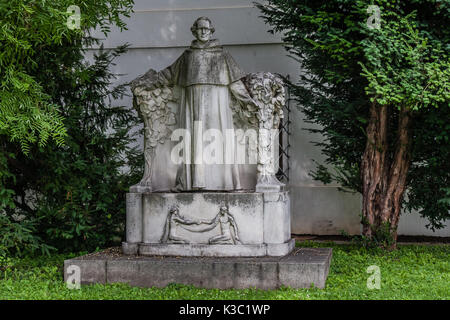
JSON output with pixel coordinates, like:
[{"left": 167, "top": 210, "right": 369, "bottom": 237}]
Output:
[
  {"left": 130, "top": 69, "right": 177, "bottom": 192},
  {"left": 160, "top": 205, "right": 241, "bottom": 245},
  {"left": 236, "top": 72, "right": 286, "bottom": 192},
  {"left": 130, "top": 70, "right": 286, "bottom": 192}
]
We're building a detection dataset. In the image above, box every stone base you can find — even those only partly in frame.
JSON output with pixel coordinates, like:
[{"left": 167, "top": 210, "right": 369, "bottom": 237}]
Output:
[
  {"left": 123, "top": 239, "right": 295, "bottom": 257},
  {"left": 255, "top": 174, "right": 287, "bottom": 193},
  {"left": 129, "top": 184, "right": 152, "bottom": 193},
  {"left": 125, "top": 191, "right": 292, "bottom": 257},
  {"left": 64, "top": 247, "right": 332, "bottom": 289}
]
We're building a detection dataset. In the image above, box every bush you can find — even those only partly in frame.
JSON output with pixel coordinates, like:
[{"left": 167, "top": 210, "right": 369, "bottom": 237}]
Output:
[
  {"left": 257, "top": 0, "right": 450, "bottom": 244},
  {"left": 0, "top": 1, "right": 140, "bottom": 255},
  {"left": 0, "top": 214, "right": 54, "bottom": 257},
  {"left": 1, "top": 46, "right": 142, "bottom": 253}
]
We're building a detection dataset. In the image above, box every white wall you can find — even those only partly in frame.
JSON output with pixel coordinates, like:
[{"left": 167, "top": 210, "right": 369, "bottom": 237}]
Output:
[{"left": 90, "top": 0, "right": 449, "bottom": 237}]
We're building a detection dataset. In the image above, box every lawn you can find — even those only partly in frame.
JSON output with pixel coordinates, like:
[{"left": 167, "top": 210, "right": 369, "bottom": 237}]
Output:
[{"left": 0, "top": 241, "right": 448, "bottom": 300}]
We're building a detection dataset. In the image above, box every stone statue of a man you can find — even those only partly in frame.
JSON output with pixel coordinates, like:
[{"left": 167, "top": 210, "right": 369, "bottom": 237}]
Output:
[
  {"left": 135, "top": 17, "right": 257, "bottom": 191},
  {"left": 207, "top": 206, "right": 241, "bottom": 245}
]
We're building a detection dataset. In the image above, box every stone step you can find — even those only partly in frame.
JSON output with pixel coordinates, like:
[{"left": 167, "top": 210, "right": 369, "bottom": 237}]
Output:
[{"left": 64, "top": 247, "right": 332, "bottom": 289}]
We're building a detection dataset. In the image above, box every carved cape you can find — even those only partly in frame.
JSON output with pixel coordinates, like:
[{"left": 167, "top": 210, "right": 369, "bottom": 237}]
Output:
[{"left": 156, "top": 39, "right": 246, "bottom": 88}]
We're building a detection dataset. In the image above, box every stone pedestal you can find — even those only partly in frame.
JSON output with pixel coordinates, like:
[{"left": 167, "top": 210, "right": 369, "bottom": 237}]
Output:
[
  {"left": 122, "top": 191, "right": 293, "bottom": 257},
  {"left": 65, "top": 190, "right": 334, "bottom": 290},
  {"left": 64, "top": 247, "right": 332, "bottom": 289}
]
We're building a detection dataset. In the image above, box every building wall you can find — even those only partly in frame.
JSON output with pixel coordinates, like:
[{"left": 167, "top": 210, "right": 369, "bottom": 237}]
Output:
[{"left": 89, "top": 0, "right": 449, "bottom": 236}]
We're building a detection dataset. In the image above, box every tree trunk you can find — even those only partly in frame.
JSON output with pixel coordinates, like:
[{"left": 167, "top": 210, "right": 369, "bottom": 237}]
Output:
[
  {"left": 361, "top": 102, "right": 389, "bottom": 238},
  {"left": 361, "top": 103, "right": 412, "bottom": 248},
  {"left": 382, "top": 106, "right": 412, "bottom": 247}
]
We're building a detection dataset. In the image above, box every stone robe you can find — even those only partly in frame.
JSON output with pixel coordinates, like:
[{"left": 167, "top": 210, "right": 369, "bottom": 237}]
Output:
[{"left": 151, "top": 39, "right": 254, "bottom": 191}]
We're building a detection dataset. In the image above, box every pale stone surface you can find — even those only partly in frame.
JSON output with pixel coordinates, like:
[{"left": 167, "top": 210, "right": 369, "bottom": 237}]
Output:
[
  {"left": 239, "top": 73, "right": 286, "bottom": 192},
  {"left": 125, "top": 193, "right": 142, "bottom": 244},
  {"left": 121, "top": 242, "right": 138, "bottom": 255},
  {"left": 136, "top": 240, "right": 295, "bottom": 257},
  {"left": 122, "top": 191, "right": 293, "bottom": 257},
  {"left": 263, "top": 192, "right": 291, "bottom": 244},
  {"left": 139, "top": 243, "right": 268, "bottom": 257},
  {"left": 129, "top": 17, "right": 285, "bottom": 193},
  {"left": 279, "top": 248, "right": 333, "bottom": 289},
  {"left": 266, "top": 240, "right": 296, "bottom": 257},
  {"left": 141, "top": 192, "right": 265, "bottom": 244},
  {"left": 64, "top": 247, "right": 332, "bottom": 289},
  {"left": 63, "top": 260, "right": 106, "bottom": 285},
  {"left": 130, "top": 17, "right": 255, "bottom": 191},
  {"left": 120, "top": 17, "right": 294, "bottom": 261}
]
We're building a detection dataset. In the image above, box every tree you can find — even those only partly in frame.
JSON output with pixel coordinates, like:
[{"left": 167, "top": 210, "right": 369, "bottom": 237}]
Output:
[
  {"left": 257, "top": 0, "right": 450, "bottom": 248},
  {"left": 0, "top": 0, "right": 133, "bottom": 153},
  {"left": 0, "top": 0, "right": 140, "bottom": 255}
]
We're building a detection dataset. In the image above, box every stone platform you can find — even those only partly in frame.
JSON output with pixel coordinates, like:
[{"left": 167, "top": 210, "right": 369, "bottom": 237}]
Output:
[
  {"left": 124, "top": 191, "right": 292, "bottom": 257},
  {"left": 64, "top": 246, "right": 332, "bottom": 289},
  {"left": 124, "top": 239, "right": 295, "bottom": 257}
]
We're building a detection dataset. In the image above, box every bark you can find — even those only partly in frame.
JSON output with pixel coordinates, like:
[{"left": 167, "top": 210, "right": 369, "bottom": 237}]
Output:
[
  {"left": 382, "top": 106, "right": 412, "bottom": 246},
  {"left": 361, "top": 102, "right": 389, "bottom": 238},
  {"left": 361, "top": 103, "right": 412, "bottom": 248}
]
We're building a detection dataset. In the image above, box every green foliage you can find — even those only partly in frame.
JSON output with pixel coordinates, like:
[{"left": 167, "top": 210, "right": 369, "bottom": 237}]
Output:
[
  {"left": 0, "top": 151, "right": 15, "bottom": 211},
  {"left": 359, "top": 11, "right": 449, "bottom": 109},
  {"left": 341, "top": 222, "right": 395, "bottom": 249},
  {"left": 439, "top": 188, "right": 450, "bottom": 206},
  {"left": 257, "top": 0, "right": 450, "bottom": 229},
  {"left": 0, "top": 242, "right": 448, "bottom": 299},
  {"left": 1, "top": 45, "right": 142, "bottom": 253},
  {"left": 0, "top": 0, "right": 133, "bottom": 153},
  {"left": 0, "top": 1, "right": 140, "bottom": 255},
  {"left": 0, "top": 214, "right": 54, "bottom": 257},
  {"left": 406, "top": 108, "right": 450, "bottom": 230}
]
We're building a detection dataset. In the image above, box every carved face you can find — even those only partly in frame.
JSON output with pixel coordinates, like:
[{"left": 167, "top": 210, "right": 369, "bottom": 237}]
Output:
[
  {"left": 169, "top": 207, "right": 179, "bottom": 216},
  {"left": 194, "top": 19, "right": 212, "bottom": 43},
  {"left": 219, "top": 206, "right": 228, "bottom": 216}
]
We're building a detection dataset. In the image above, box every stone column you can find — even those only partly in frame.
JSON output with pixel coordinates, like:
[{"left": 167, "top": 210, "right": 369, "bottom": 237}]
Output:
[
  {"left": 122, "top": 193, "right": 143, "bottom": 255},
  {"left": 242, "top": 72, "right": 286, "bottom": 192}
]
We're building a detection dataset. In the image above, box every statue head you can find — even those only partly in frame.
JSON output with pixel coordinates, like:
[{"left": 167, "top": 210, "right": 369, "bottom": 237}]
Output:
[
  {"left": 191, "top": 17, "right": 215, "bottom": 43},
  {"left": 169, "top": 205, "right": 179, "bottom": 216},
  {"left": 219, "top": 205, "right": 229, "bottom": 216}
]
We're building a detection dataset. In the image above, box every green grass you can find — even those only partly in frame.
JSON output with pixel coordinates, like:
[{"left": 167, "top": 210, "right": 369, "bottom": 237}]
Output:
[{"left": 0, "top": 242, "right": 448, "bottom": 300}]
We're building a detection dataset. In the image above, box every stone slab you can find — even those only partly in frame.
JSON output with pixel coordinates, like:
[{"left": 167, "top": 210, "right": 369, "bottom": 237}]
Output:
[
  {"left": 63, "top": 259, "right": 106, "bottom": 285},
  {"left": 139, "top": 243, "right": 267, "bottom": 257},
  {"left": 63, "top": 246, "right": 332, "bottom": 289},
  {"left": 134, "top": 239, "right": 295, "bottom": 257},
  {"left": 279, "top": 248, "right": 333, "bottom": 289},
  {"left": 263, "top": 192, "right": 291, "bottom": 244},
  {"left": 124, "top": 191, "right": 292, "bottom": 258},
  {"left": 266, "top": 239, "right": 296, "bottom": 257},
  {"left": 122, "top": 242, "right": 139, "bottom": 255},
  {"left": 140, "top": 192, "right": 266, "bottom": 244}
]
